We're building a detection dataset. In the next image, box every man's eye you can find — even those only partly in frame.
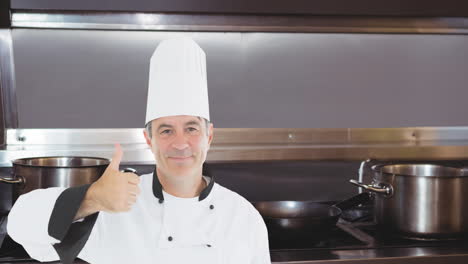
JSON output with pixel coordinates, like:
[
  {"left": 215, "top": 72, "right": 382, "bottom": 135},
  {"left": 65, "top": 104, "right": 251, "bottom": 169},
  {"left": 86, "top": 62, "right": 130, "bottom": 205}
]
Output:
[
  {"left": 160, "top": 129, "right": 172, "bottom": 134},
  {"left": 187, "top": 127, "right": 198, "bottom": 132}
]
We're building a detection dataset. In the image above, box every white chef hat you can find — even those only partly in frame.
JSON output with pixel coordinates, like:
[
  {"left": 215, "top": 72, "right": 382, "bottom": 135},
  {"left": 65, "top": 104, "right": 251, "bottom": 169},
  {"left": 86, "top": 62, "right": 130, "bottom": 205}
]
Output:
[{"left": 145, "top": 37, "right": 210, "bottom": 125}]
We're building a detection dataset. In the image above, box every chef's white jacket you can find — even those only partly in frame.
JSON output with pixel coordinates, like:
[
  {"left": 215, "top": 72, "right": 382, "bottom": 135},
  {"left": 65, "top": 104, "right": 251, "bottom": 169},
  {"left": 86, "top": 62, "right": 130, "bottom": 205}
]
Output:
[{"left": 7, "top": 171, "right": 271, "bottom": 264}]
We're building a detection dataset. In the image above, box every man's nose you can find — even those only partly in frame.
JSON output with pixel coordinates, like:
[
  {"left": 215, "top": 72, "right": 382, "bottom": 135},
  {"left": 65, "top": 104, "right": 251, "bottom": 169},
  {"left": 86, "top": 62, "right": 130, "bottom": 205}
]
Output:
[{"left": 172, "top": 133, "right": 189, "bottom": 150}]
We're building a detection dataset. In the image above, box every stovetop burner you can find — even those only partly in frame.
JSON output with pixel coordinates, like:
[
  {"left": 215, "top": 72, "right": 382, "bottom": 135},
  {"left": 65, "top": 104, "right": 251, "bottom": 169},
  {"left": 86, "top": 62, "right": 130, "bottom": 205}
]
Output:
[{"left": 269, "top": 225, "right": 366, "bottom": 251}]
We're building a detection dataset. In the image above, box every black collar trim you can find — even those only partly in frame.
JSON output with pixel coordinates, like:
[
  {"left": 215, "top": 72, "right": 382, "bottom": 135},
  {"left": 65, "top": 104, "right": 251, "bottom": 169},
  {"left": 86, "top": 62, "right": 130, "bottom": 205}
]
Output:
[{"left": 152, "top": 163, "right": 215, "bottom": 202}]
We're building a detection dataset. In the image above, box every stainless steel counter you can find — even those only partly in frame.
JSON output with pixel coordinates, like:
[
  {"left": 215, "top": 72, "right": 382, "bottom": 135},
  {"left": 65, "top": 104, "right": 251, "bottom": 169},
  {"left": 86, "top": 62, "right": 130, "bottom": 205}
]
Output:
[
  {"left": 3, "top": 248, "right": 468, "bottom": 264},
  {"left": 271, "top": 245, "right": 468, "bottom": 263}
]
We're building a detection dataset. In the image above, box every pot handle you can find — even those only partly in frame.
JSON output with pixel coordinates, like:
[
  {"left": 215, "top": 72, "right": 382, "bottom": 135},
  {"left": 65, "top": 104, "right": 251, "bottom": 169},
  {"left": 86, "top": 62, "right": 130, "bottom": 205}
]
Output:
[
  {"left": 349, "top": 179, "right": 393, "bottom": 197},
  {"left": 0, "top": 174, "right": 25, "bottom": 184},
  {"left": 121, "top": 168, "right": 140, "bottom": 176}
]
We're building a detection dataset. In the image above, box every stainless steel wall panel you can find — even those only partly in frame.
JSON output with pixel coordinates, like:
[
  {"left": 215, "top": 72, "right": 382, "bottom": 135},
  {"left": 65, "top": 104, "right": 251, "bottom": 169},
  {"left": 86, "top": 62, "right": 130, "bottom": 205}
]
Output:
[
  {"left": 10, "top": 29, "right": 468, "bottom": 129},
  {"left": 0, "top": 29, "right": 18, "bottom": 131}
]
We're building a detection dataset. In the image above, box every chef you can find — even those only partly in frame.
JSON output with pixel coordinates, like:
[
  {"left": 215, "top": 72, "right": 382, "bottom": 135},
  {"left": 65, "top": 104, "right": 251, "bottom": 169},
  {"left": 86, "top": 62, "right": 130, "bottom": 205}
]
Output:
[{"left": 7, "top": 37, "right": 271, "bottom": 264}]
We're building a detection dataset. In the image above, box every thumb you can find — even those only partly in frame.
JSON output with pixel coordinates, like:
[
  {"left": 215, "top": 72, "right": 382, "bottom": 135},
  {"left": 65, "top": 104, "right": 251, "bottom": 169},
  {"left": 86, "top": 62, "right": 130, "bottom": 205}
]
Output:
[{"left": 109, "top": 143, "right": 123, "bottom": 170}]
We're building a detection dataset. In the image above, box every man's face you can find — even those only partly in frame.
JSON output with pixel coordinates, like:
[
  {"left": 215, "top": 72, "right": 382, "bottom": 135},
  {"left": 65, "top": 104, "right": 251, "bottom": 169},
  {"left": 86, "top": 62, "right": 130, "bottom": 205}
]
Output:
[{"left": 143, "top": 115, "right": 213, "bottom": 179}]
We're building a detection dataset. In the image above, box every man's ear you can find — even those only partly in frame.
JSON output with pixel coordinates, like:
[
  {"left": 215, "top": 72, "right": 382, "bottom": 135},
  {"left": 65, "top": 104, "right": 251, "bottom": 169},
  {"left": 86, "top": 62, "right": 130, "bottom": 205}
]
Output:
[
  {"left": 207, "top": 123, "right": 214, "bottom": 146},
  {"left": 143, "top": 129, "right": 152, "bottom": 148}
]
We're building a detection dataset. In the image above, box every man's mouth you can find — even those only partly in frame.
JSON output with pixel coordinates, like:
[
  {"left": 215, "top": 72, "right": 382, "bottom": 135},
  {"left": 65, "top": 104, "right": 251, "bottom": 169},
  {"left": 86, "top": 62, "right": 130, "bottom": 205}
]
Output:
[{"left": 168, "top": 156, "right": 193, "bottom": 161}]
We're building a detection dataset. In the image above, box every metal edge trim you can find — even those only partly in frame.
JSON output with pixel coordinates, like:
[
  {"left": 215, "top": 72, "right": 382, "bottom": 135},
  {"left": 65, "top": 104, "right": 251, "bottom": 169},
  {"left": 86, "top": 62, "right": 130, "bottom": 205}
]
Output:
[{"left": 10, "top": 10, "right": 468, "bottom": 34}]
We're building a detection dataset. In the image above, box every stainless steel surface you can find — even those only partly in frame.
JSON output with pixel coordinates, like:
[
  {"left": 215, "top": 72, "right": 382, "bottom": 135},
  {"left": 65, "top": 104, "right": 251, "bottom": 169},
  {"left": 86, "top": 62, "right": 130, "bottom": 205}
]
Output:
[
  {"left": 349, "top": 179, "right": 393, "bottom": 196},
  {"left": 257, "top": 201, "right": 339, "bottom": 218},
  {"left": 364, "top": 162, "right": 468, "bottom": 239},
  {"left": 12, "top": 30, "right": 468, "bottom": 129},
  {"left": 6, "top": 156, "right": 110, "bottom": 196},
  {"left": 380, "top": 164, "right": 466, "bottom": 177},
  {"left": 6, "top": 246, "right": 468, "bottom": 263},
  {"left": 0, "top": 29, "right": 18, "bottom": 129},
  {"left": 0, "top": 129, "right": 154, "bottom": 166},
  {"left": 271, "top": 247, "right": 468, "bottom": 263},
  {"left": 10, "top": 11, "right": 468, "bottom": 34},
  {"left": 357, "top": 159, "right": 372, "bottom": 194},
  {"left": 6, "top": 128, "right": 146, "bottom": 145},
  {"left": 9, "top": 127, "right": 468, "bottom": 145},
  {"left": 0, "top": 176, "right": 23, "bottom": 184},
  {"left": 3, "top": 128, "right": 468, "bottom": 165},
  {"left": 14, "top": 156, "right": 110, "bottom": 167}
]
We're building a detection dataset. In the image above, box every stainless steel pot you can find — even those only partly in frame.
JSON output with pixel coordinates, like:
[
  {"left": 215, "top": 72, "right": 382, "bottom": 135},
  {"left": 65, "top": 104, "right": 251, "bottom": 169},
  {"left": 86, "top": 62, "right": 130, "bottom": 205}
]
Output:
[
  {"left": 350, "top": 163, "right": 468, "bottom": 240},
  {"left": 0, "top": 156, "right": 110, "bottom": 201}
]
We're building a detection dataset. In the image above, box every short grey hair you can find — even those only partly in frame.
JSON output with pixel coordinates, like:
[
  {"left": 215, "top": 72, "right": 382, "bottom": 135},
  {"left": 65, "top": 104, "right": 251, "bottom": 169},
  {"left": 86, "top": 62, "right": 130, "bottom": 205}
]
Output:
[{"left": 145, "top": 117, "right": 211, "bottom": 138}]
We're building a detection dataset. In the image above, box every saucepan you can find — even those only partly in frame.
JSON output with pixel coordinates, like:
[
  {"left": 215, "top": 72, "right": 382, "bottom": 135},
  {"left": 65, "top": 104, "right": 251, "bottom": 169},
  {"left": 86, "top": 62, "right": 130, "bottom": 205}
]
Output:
[
  {"left": 0, "top": 156, "right": 114, "bottom": 213},
  {"left": 252, "top": 192, "right": 371, "bottom": 242}
]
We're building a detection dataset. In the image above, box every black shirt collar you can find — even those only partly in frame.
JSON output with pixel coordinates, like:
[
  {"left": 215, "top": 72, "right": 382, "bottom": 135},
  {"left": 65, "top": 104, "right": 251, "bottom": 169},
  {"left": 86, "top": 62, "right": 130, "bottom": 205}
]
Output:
[{"left": 152, "top": 163, "right": 215, "bottom": 202}]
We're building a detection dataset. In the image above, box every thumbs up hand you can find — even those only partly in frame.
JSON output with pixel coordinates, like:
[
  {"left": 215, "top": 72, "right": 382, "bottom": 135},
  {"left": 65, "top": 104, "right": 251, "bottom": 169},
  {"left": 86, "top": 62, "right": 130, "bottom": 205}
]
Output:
[{"left": 88, "top": 143, "right": 141, "bottom": 213}]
